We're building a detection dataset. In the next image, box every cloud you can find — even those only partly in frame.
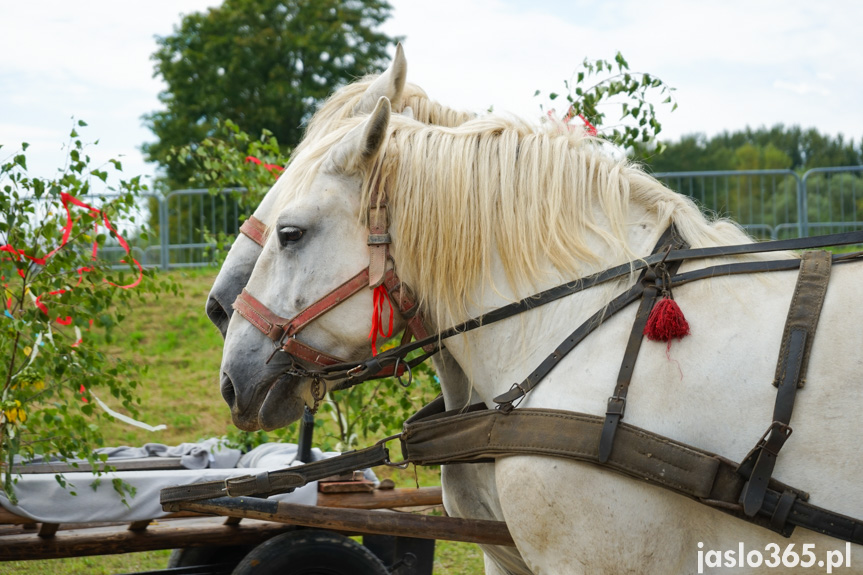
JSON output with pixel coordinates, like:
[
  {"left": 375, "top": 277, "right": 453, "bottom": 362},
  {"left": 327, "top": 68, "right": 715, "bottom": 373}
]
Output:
[
  {"left": 2, "top": 0, "right": 861, "bottom": 190},
  {"left": 773, "top": 80, "right": 831, "bottom": 97}
]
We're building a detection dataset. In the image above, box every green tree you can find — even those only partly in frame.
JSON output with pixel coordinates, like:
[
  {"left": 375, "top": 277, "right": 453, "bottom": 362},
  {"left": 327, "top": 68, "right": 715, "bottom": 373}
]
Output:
[
  {"left": 142, "top": 0, "right": 398, "bottom": 189},
  {"left": 648, "top": 125, "right": 862, "bottom": 173},
  {"left": 1, "top": 124, "right": 177, "bottom": 503}
]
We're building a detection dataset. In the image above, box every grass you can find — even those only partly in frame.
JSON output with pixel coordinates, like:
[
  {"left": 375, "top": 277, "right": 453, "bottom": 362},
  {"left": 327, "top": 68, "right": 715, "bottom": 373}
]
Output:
[{"left": 6, "top": 267, "right": 484, "bottom": 574}]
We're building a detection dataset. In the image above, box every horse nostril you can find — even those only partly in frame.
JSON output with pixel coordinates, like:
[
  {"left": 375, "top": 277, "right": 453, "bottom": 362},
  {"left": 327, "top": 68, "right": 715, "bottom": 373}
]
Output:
[
  {"left": 221, "top": 373, "right": 237, "bottom": 408},
  {"left": 206, "top": 296, "right": 230, "bottom": 337}
]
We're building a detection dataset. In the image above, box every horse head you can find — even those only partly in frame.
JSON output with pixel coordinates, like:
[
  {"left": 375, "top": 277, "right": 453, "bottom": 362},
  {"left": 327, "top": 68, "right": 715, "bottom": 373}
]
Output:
[
  {"left": 205, "top": 45, "right": 408, "bottom": 339},
  {"left": 206, "top": 44, "right": 473, "bottom": 339},
  {"left": 220, "top": 99, "right": 401, "bottom": 431}
]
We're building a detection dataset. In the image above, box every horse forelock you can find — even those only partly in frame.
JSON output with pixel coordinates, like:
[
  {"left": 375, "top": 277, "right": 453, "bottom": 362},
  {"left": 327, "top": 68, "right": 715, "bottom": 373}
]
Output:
[
  {"left": 266, "top": 77, "right": 475, "bottom": 227},
  {"left": 358, "top": 114, "right": 756, "bottom": 331}
]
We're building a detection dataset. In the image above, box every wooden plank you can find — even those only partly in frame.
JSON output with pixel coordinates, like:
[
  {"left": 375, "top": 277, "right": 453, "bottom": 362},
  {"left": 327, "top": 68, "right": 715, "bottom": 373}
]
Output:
[
  {"left": 317, "top": 487, "right": 442, "bottom": 510},
  {"left": 0, "top": 506, "right": 36, "bottom": 526},
  {"left": 0, "top": 517, "right": 295, "bottom": 561},
  {"left": 318, "top": 480, "right": 375, "bottom": 494},
  {"left": 11, "top": 457, "right": 184, "bottom": 475},
  {"left": 170, "top": 497, "right": 515, "bottom": 547}
]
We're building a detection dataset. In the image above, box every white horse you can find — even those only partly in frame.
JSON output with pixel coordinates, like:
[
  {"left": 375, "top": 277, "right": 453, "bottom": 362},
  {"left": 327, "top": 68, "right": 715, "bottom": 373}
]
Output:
[
  {"left": 219, "top": 98, "right": 863, "bottom": 573},
  {"left": 206, "top": 50, "right": 531, "bottom": 572}
]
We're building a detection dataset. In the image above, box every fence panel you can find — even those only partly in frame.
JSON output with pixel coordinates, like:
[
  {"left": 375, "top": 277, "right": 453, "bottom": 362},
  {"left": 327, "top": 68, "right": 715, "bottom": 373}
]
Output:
[
  {"left": 800, "top": 166, "right": 863, "bottom": 238},
  {"left": 159, "top": 189, "right": 247, "bottom": 269},
  {"left": 654, "top": 170, "right": 802, "bottom": 240},
  {"left": 111, "top": 168, "right": 863, "bottom": 270}
]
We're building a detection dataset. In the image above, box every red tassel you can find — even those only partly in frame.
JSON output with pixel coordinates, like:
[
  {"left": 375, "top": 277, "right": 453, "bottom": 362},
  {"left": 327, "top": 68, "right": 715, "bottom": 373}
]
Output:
[
  {"left": 644, "top": 297, "right": 690, "bottom": 342},
  {"left": 368, "top": 284, "right": 394, "bottom": 356}
]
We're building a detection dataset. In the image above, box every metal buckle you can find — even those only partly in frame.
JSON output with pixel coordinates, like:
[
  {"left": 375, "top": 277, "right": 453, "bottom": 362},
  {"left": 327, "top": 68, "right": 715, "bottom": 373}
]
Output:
[
  {"left": 496, "top": 382, "right": 528, "bottom": 413},
  {"left": 367, "top": 233, "right": 392, "bottom": 245},
  {"left": 347, "top": 357, "right": 382, "bottom": 379},
  {"left": 375, "top": 433, "right": 409, "bottom": 468},
  {"left": 757, "top": 421, "right": 793, "bottom": 456},
  {"left": 605, "top": 396, "right": 626, "bottom": 417},
  {"left": 223, "top": 474, "right": 254, "bottom": 497}
]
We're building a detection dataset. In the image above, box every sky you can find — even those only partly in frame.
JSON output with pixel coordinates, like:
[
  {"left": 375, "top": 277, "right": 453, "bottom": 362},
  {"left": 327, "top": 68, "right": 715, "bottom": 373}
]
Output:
[{"left": 1, "top": 0, "right": 861, "bottom": 191}]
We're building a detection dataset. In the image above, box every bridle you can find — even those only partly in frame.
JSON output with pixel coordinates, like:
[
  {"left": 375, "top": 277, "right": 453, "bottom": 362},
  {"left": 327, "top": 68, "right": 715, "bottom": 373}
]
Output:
[{"left": 230, "top": 179, "right": 431, "bottom": 386}]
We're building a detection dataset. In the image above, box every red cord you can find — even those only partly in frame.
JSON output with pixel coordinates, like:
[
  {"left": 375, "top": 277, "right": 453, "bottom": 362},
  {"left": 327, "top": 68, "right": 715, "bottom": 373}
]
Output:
[{"left": 368, "top": 284, "right": 394, "bottom": 356}]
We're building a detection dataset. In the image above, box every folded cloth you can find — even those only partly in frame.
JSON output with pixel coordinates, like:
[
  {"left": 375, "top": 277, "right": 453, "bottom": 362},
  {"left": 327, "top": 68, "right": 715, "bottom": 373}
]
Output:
[{"left": 14, "top": 437, "right": 242, "bottom": 470}]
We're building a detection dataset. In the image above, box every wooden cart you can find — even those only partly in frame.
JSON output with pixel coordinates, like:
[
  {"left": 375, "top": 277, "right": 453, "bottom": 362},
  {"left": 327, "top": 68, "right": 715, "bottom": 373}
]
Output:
[{"left": 0, "top": 461, "right": 512, "bottom": 574}]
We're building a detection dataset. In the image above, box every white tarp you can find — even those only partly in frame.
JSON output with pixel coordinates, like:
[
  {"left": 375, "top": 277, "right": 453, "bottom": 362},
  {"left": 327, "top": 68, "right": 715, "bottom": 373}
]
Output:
[{"left": 0, "top": 441, "right": 371, "bottom": 524}]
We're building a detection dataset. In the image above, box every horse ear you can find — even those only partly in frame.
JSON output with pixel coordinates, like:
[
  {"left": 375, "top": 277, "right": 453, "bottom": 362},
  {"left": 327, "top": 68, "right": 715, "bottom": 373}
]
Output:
[
  {"left": 353, "top": 43, "right": 407, "bottom": 114},
  {"left": 330, "top": 97, "right": 391, "bottom": 175}
]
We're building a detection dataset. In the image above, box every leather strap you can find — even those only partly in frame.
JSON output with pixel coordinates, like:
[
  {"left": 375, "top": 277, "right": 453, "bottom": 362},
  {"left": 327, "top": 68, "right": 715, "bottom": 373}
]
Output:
[
  {"left": 738, "top": 250, "right": 832, "bottom": 516},
  {"left": 383, "top": 270, "right": 434, "bottom": 353},
  {"left": 367, "top": 165, "right": 390, "bottom": 287},
  {"left": 317, "top": 232, "right": 863, "bottom": 385},
  {"left": 233, "top": 269, "right": 369, "bottom": 349},
  {"left": 598, "top": 228, "right": 689, "bottom": 462},
  {"left": 160, "top": 442, "right": 390, "bottom": 504},
  {"left": 492, "top": 282, "right": 646, "bottom": 408},
  {"left": 239, "top": 215, "right": 269, "bottom": 247},
  {"left": 773, "top": 250, "right": 832, "bottom": 389},
  {"left": 231, "top": 270, "right": 370, "bottom": 369},
  {"left": 597, "top": 278, "right": 659, "bottom": 462},
  {"left": 493, "top": 226, "right": 687, "bottom": 411},
  {"left": 233, "top": 270, "right": 409, "bottom": 377}
]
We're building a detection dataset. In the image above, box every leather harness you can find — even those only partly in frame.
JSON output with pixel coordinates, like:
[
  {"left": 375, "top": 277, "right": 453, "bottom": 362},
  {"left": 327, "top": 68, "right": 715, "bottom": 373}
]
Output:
[
  {"left": 232, "top": 208, "right": 431, "bottom": 385},
  {"left": 186, "top": 211, "right": 863, "bottom": 545}
]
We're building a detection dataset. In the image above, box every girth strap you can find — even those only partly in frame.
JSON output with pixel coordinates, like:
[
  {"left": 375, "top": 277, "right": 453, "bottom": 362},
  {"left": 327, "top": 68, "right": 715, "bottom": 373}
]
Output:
[
  {"left": 738, "top": 250, "right": 832, "bottom": 516},
  {"left": 399, "top": 400, "right": 863, "bottom": 544}
]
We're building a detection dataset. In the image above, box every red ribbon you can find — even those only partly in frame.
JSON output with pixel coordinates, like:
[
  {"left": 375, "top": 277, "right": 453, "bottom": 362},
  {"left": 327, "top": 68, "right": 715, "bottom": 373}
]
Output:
[
  {"left": 368, "top": 284, "right": 394, "bottom": 356},
  {"left": 546, "top": 109, "right": 598, "bottom": 136},
  {"left": 245, "top": 156, "right": 284, "bottom": 176},
  {"left": 1, "top": 192, "right": 143, "bottom": 326}
]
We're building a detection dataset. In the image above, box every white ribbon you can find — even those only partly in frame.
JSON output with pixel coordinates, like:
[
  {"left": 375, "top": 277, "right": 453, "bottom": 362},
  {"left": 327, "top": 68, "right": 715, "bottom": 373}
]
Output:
[{"left": 92, "top": 393, "right": 167, "bottom": 432}]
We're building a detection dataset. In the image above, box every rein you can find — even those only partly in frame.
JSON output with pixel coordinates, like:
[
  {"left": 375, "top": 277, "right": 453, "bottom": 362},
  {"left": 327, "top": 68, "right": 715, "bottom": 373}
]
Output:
[
  {"left": 238, "top": 212, "right": 863, "bottom": 412},
  {"left": 311, "top": 229, "right": 863, "bottom": 389}
]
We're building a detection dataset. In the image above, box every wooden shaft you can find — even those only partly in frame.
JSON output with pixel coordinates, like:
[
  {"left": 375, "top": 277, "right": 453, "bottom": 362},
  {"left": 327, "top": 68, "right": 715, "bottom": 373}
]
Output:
[{"left": 173, "top": 497, "right": 515, "bottom": 547}]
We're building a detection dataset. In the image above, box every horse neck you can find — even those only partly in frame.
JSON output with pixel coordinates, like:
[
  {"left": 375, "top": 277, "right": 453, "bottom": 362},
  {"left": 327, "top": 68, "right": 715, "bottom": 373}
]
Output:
[{"left": 422, "top": 203, "right": 664, "bottom": 409}]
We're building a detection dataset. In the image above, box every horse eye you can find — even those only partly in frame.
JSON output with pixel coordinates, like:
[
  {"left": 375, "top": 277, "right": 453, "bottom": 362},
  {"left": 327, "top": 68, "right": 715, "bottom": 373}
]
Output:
[{"left": 278, "top": 226, "right": 304, "bottom": 246}]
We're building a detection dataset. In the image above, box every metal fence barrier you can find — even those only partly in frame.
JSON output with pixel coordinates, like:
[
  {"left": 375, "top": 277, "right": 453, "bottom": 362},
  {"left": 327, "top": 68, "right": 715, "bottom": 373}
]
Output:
[
  {"left": 103, "top": 166, "right": 863, "bottom": 270},
  {"left": 654, "top": 166, "right": 863, "bottom": 241}
]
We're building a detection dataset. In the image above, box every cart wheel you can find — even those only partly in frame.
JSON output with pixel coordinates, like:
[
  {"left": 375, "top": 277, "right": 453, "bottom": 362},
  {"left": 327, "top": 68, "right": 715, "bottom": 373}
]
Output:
[
  {"left": 231, "top": 530, "right": 389, "bottom": 575},
  {"left": 169, "top": 545, "right": 255, "bottom": 572}
]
